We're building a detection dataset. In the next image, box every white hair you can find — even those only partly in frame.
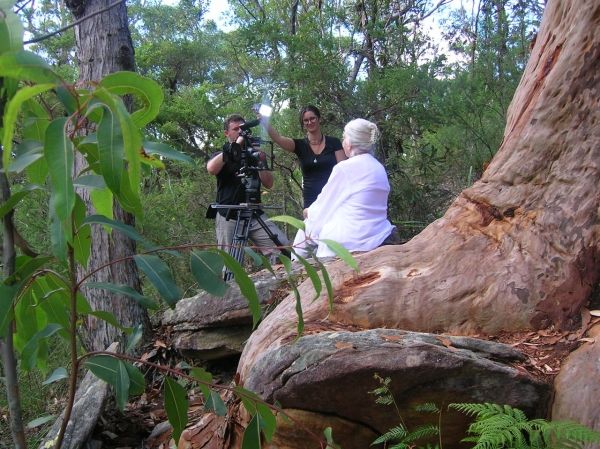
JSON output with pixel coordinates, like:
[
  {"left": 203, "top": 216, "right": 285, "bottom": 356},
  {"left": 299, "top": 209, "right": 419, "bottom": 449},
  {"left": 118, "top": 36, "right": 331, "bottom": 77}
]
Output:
[{"left": 344, "top": 118, "right": 380, "bottom": 156}]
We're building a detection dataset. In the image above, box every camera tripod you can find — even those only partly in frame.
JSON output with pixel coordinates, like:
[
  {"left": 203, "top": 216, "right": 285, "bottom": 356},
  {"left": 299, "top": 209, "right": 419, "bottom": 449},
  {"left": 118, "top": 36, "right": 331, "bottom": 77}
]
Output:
[{"left": 212, "top": 203, "right": 290, "bottom": 281}]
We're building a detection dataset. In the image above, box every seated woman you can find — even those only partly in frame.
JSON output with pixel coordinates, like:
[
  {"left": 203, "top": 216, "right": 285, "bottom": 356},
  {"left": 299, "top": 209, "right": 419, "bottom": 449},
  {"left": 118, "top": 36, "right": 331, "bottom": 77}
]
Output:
[{"left": 293, "top": 118, "right": 394, "bottom": 259}]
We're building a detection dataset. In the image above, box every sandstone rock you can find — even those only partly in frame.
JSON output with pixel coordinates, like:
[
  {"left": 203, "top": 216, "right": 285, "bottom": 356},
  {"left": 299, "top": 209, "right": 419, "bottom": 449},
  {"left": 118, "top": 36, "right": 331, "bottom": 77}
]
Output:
[
  {"left": 552, "top": 323, "right": 600, "bottom": 448},
  {"left": 241, "top": 329, "right": 550, "bottom": 449}
]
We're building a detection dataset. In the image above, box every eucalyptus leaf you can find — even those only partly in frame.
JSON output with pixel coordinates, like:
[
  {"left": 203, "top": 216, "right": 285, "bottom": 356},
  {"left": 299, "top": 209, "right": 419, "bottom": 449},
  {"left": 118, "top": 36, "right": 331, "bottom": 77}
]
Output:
[
  {"left": 45, "top": 117, "right": 75, "bottom": 220},
  {"left": 0, "top": 184, "right": 42, "bottom": 219},
  {"left": 241, "top": 414, "right": 261, "bottom": 449},
  {"left": 97, "top": 105, "right": 124, "bottom": 195},
  {"left": 268, "top": 214, "right": 305, "bottom": 231},
  {"left": 134, "top": 255, "right": 182, "bottom": 308},
  {"left": 164, "top": 377, "right": 188, "bottom": 444},
  {"left": 319, "top": 239, "right": 359, "bottom": 272},
  {"left": 74, "top": 174, "right": 106, "bottom": 190},
  {"left": 99, "top": 71, "right": 164, "bottom": 127},
  {"left": 26, "top": 415, "right": 55, "bottom": 429},
  {"left": 294, "top": 253, "right": 322, "bottom": 301},
  {"left": 82, "top": 215, "right": 153, "bottom": 248},
  {"left": 143, "top": 141, "right": 193, "bottom": 163},
  {"left": 42, "top": 367, "right": 68, "bottom": 385},
  {"left": 217, "top": 250, "right": 261, "bottom": 328},
  {"left": 0, "top": 284, "right": 17, "bottom": 337},
  {"left": 2, "top": 83, "right": 55, "bottom": 168},
  {"left": 190, "top": 250, "right": 228, "bottom": 297},
  {"left": 85, "top": 282, "right": 159, "bottom": 310}
]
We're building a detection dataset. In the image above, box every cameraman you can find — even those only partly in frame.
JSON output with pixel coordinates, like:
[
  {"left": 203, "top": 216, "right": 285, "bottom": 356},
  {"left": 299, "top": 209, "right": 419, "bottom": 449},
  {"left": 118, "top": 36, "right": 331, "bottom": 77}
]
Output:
[{"left": 206, "top": 114, "right": 288, "bottom": 258}]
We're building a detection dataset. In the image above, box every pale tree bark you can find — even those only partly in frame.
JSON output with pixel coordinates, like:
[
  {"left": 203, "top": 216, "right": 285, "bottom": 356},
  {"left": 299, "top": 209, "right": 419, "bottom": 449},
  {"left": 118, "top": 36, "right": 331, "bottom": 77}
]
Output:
[
  {"left": 64, "top": 0, "right": 150, "bottom": 352},
  {"left": 239, "top": 0, "right": 600, "bottom": 383}
]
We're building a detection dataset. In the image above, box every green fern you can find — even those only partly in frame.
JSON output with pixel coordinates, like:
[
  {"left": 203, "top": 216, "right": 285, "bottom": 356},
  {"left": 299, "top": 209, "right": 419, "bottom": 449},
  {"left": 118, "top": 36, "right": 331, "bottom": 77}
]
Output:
[
  {"left": 450, "top": 403, "right": 600, "bottom": 449},
  {"left": 372, "top": 424, "right": 408, "bottom": 445}
]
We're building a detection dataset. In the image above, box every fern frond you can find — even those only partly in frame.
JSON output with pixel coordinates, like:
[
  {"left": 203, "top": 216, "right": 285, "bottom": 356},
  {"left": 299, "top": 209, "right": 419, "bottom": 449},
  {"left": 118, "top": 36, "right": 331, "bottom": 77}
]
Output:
[
  {"left": 542, "top": 420, "right": 600, "bottom": 448},
  {"left": 405, "top": 424, "right": 440, "bottom": 442},
  {"left": 372, "top": 425, "right": 408, "bottom": 445},
  {"left": 415, "top": 402, "right": 440, "bottom": 414},
  {"left": 375, "top": 395, "right": 395, "bottom": 406},
  {"left": 450, "top": 402, "right": 505, "bottom": 419}
]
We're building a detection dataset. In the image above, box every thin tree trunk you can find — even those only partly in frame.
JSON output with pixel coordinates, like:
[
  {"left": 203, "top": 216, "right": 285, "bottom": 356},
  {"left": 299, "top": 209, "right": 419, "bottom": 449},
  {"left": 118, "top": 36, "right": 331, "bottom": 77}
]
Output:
[
  {"left": 64, "top": 0, "right": 150, "bottom": 353},
  {"left": 0, "top": 156, "right": 27, "bottom": 449}
]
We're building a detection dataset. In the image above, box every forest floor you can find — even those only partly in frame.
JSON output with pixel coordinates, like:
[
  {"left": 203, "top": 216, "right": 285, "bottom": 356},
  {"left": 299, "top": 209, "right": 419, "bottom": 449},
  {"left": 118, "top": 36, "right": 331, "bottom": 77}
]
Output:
[{"left": 84, "top": 309, "right": 600, "bottom": 449}]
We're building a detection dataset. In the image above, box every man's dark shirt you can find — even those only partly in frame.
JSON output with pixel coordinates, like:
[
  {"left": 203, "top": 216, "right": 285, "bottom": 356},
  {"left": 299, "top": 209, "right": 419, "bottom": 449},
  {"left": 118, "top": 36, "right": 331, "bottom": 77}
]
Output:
[{"left": 213, "top": 142, "right": 261, "bottom": 217}]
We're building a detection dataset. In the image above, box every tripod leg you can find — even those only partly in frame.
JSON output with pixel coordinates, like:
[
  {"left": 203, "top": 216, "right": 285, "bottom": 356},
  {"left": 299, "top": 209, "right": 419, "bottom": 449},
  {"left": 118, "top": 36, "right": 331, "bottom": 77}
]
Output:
[
  {"left": 224, "top": 211, "right": 252, "bottom": 281},
  {"left": 254, "top": 213, "right": 291, "bottom": 259}
]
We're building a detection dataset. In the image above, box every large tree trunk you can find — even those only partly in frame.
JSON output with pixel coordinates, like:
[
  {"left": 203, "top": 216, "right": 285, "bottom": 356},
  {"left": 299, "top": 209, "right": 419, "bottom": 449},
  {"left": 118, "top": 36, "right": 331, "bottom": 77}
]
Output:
[
  {"left": 236, "top": 0, "right": 600, "bottom": 428},
  {"left": 65, "top": 0, "right": 150, "bottom": 352},
  {"left": 241, "top": 0, "right": 600, "bottom": 373}
]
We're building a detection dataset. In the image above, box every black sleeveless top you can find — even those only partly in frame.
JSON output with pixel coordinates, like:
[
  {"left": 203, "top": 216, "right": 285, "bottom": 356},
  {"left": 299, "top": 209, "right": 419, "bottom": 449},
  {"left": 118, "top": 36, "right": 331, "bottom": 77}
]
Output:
[{"left": 293, "top": 136, "right": 343, "bottom": 208}]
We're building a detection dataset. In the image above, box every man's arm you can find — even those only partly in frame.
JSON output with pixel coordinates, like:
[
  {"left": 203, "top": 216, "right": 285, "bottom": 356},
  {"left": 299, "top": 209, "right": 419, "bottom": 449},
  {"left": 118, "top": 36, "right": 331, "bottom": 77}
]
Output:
[{"left": 206, "top": 152, "right": 225, "bottom": 175}]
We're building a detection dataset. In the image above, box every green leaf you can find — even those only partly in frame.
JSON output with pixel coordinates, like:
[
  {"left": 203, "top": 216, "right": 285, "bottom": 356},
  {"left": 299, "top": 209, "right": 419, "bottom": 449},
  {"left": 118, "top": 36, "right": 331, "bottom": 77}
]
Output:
[
  {"left": 0, "top": 50, "right": 59, "bottom": 83},
  {"left": 134, "top": 255, "right": 182, "bottom": 308},
  {"left": 124, "top": 361, "right": 145, "bottom": 396},
  {"left": 114, "top": 359, "right": 130, "bottom": 411},
  {"left": 0, "top": 284, "right": 17, "bottom": 337},
  {"left": 20, "top": 323, "right": 62, "bottom": 371},
  {"left": 99, "top": 72, "right": 163, "bottom": 127},
  {"left": 85, "top": 355, "right": 119, "bottom": 382},
  {"left": 82, "top": 214, "right": 152, "bottom": 247},
  {"left": 294, "top": 253, "right": 322, "bottom": 301},
  {"left": 206, "top": 390, "right": 227, "bottom": 417},
  {"left": 55, "top": 85, "right": 78, "bottom": 115},
  {"left": 2, "top": 83, "right": 55, "bottom": 168},
  {"left": 242, "top": 414, "right": 261, "bottom": 449},
  {"left": 92, "top": 88, "right": 142, "bottom": 200},
  {"left": 36, "top": 281, "right": 70, "bottom": 339},
  {"left": 115, "top": 169, "right": 143, "bottom": 217},
  {"left": 10, "top": 140, "right": 44, "bottom": 173},
  {"left": 319, "top": 239, "right": 359, "bottom": 272},
  {"left": 74, "top": 174, "right": 106, "bottom": 190},
  {"left": 164, "top": 377, "right": 188, "bottom": 444},
  {"left": 190, "top": 250, "right": 228, "bottom": 297},
  {"left": 90, "top": 187, "right": 113, "bottom": 220},
  {"left": 0, "top": 1, "right": 23, "bottom": 55},
  {"left": 42, "top": 367, "right": 68, "bottom": 385},
  {"left": 143, "top": 141, "right": 193, "bottom": 164},
  {"left": 268, "top": 214, "right": 305, "bottom": 231},
  {"left": 0, "top": 184, "right": 41, "bottom": 219},
  {"left": 125, "top": 324, "right": 144, "bottom": 353},
  {"left": 88, "top": 310, "right": 131, "bottom": 334},
  {"left": 217, "top": 250, "right": 261, "bottom": 328},
  {"left": 85, "top": 355, "right": 131, "bottom": 410},
  {"left": 279, "top": 254, "right": 303, "bottom": 336},
  {"left": 26, "top": 415, "right": 55, "bottom": 429},
  {"left": 190, "top": 367, "right": 213, "bottom": 406},
  {"left": 97, "top": 106, "right": 124, "bottom": 195},
  {"left": 49, "top": 203, "right": 68, "bottom": 263},
  {"left": 45, "top": 117, "right": 75, "bottom": 221},
  {"left": 324, "top": 427, "right": 341, "bottom": 449},
  {"left": 256, "top": 403, "right": 276, "bottom": 442},
  {"left": 73, "top": 195, "right": 91, "bottom": 267},
  {"left": 316, "top": 259, "right": 335, "bottom": 312},
  {"left": 85, "top": 282, "right": 158, "bottom": 310}
]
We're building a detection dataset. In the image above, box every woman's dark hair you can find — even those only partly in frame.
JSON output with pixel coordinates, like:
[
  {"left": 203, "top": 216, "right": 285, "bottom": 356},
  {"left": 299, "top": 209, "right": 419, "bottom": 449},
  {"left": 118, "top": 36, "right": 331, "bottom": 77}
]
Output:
[{"left": 299, "top": 105, "right": 321, "bottom": 130}]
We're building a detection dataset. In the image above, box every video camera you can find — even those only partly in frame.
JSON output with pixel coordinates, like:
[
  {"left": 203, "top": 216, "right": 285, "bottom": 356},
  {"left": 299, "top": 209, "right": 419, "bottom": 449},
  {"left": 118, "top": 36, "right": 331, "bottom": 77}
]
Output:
[{"left": 231, "top": 104, "right": 274, "bottom": 204}]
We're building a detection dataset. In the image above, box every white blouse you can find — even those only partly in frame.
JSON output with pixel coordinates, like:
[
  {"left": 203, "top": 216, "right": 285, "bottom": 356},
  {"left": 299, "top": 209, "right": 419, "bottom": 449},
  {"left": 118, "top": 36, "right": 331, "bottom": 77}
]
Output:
[{"left": 297, "top": 153, "right": 394, "bottom": 258}]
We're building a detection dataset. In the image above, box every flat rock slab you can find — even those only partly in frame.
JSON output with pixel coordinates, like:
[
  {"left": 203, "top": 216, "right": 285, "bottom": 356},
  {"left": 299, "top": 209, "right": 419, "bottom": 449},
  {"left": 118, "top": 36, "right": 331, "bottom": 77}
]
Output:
[{"left": 242, "top": 329, "right": 551, "bottom": 448}]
